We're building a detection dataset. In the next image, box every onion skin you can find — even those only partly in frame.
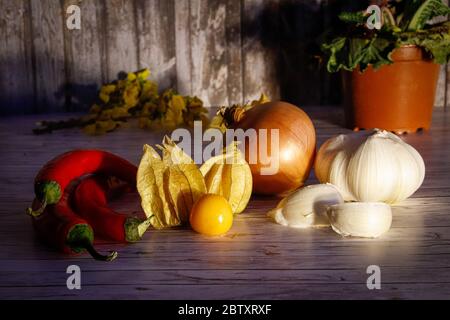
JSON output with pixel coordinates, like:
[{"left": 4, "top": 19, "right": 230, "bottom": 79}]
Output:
[{"left": 231, "top": 101, "right": 316, "bottom": 195}]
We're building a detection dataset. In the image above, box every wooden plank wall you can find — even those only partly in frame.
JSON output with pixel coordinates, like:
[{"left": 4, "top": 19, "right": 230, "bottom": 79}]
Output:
[{"left": 0, "top": 0, "right": 448, "bottom": 115}]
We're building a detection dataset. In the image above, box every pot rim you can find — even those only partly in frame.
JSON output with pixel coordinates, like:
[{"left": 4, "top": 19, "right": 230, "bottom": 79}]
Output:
[{"left": 391, "top": 45, "right": 429, "bottom": 62}]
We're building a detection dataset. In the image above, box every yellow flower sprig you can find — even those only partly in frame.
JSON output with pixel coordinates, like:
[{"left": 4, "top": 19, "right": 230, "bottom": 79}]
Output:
[{"left": 33, "top": 69, "right": 209, "bottom": 135}]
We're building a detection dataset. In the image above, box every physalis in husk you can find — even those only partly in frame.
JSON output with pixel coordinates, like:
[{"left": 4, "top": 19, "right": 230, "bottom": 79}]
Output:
[
  {"left": 33, "top": 69, "right": 209, "bottom": 135},
  {"left": 200, "top": 142, "right": 252, "bottom": 214},
  {"left": 137, "top": 136, "right": 207, "bottom": 229},
  {"left": 137, "top": 138, "right": 253, "bottom": 229}
]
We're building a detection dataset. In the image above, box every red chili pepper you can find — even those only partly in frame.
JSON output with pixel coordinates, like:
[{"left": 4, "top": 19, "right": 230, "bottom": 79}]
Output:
[
  {"left": 73, "top": 176, "right": 151, "bottom": 242},
  {"left": 31, "top": 188, "right": 117, "bottom": 261},
  {"left": 27, "top": 150, "right": 137, "bottom": 217}
]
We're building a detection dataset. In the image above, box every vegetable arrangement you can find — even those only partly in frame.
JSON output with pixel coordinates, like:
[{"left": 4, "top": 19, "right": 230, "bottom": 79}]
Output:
[
  {"left": 27, "top": 63, "right": 430, "bottom": 258},
  {"left": 28, "top": 135, "right": 256, "bottom": 259},
  {"left": 268, "top": 129, "right": 425, "bottom": 238},
  {"left": 321, "top": 0, "right": 450, "bottom": 73},
  {"left": 28, "top": 95, "right": 429, "bottom": 261}
]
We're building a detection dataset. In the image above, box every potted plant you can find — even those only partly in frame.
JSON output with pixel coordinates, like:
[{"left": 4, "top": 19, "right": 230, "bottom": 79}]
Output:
[{"left": 321, "top": 0, "right": 450, "bottom": 134}]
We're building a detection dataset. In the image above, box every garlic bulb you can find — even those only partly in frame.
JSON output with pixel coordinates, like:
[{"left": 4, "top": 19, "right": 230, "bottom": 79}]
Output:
[
  {"left": 268, "top": 184, "right": 343, "bottom": 228},
  {"left": 315, "top": 129, "right": 425, "bottom": 204},
  {"left": 327, "top": 202, "right": 392, "bottom": 238}
]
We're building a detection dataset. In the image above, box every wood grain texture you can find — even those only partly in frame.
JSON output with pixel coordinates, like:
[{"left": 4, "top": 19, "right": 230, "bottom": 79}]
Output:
[
  {"left": 445, "top": 0, "right": 449, "bottom": 110},
  {"left": 174, "top": 0, "right": 192, "bottom": 96},
  {"left": 0, "top": 107, "right": 450, "bottom": 299},
  {"left": 225, "top": 0, "right": 243, "bottom": 105},
  {"left": 30, "top": 0, "right": 66, "bottom": 112},
  {"left": 0, "top": 0, "right": 35, "bottom": 115},
  {"left": 435, "top": 64, "right": 447, "bottom": 108},
  {"left": 447, "top": 63, "right": 450, "bottom": 110},
  {"left": 62, "top": 0, "right": 103, "bottom": 112},
  {"left": 190, "top": 0, "right": 228, "bottom": 106},
  {"left": 0, "top": 0, "right": 449, "bottom": 114},
  {"left": 104, "top": 0, "right": 138, "bottom": 81},
  {"left": 135, "top": 0, "right": 176, "bottom": 90},
  {"left": 432, "top": 0, "right": 448, "bottom": 109}
]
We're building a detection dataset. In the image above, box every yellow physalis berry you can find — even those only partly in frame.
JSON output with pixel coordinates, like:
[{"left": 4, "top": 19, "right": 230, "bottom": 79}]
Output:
[{"left": 189, "top": 194, "right": 233, "bottom": 236}]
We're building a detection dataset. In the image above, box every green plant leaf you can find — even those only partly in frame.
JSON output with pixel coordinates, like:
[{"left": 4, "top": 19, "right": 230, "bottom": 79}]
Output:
[
  {"left": 400, "top": 22, "right": 450, "bottom": 64},
  {"left": 408, "top": 0, "right": 450, "bottom": 31},
  {"left": 321, "top": 36, "right": 395, "bottom": 73},
  {"left": 320, "top": 1, "right": 450, "bottom": 73},
  {"left": 338, "top": 11, "right": 366, "bottom": 24}
]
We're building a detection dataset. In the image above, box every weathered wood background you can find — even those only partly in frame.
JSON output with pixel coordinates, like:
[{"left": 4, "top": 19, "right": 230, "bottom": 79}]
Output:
[{"left": 0, "top": 0, "right": 448, "bottom": 115}]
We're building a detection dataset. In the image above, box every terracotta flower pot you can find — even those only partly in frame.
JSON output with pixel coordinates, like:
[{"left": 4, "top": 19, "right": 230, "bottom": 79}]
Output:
[{"left": 342, "top": 45, "right": 440, "bottom": 134}]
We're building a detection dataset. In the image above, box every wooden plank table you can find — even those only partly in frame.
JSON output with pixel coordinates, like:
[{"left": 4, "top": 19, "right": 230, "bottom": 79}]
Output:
[{"left": 0, "top": 107, "right": 449, "bottom": 300}]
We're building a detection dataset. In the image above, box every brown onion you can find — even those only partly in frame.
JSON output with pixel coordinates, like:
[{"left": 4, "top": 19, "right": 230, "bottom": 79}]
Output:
[{"left": 224, "top": 101, "right": 316, "bottom": 195}]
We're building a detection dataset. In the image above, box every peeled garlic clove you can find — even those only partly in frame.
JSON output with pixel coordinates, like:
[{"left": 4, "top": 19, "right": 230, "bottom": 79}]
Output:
[
  {"left": 268, "top": 184, "right": 344, "bottom": 228},
  {"left": 327, "top": 202, "right": 392, "bottom": 238}
]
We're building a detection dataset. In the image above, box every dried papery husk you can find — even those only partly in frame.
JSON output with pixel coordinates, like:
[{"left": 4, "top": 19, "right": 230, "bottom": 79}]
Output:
[
  {"left": 158, "top": 136, "right": 206, "bottom": 223},
  {"left": 137, "top": 137, "right": 206, "bottom": 228},
  {"left": 137, "top": 144, "right": 176, "bottom": 228},
  {"left": 200, "top": 142, "right": 252, "bottom": 214},
  {"left": 267, "top": 184, "right": 343, "bottom": 228},
  {"left": 327, "top": 202, "right": 392, "bottom": 238},
  {"left": 315, "top": 129, "right": 425, "bottom": 204}
]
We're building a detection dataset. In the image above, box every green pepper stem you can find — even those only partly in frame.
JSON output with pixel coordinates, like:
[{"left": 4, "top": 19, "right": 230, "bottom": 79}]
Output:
[
  {"left": 124, "top": 215, "right": 154, "bottom": 242},
  {"left": 26, "top": 199, "right": 47, "bottom": 217},
  {"left": 137, "top": 215, "right": 154, "bottom": 238}
]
